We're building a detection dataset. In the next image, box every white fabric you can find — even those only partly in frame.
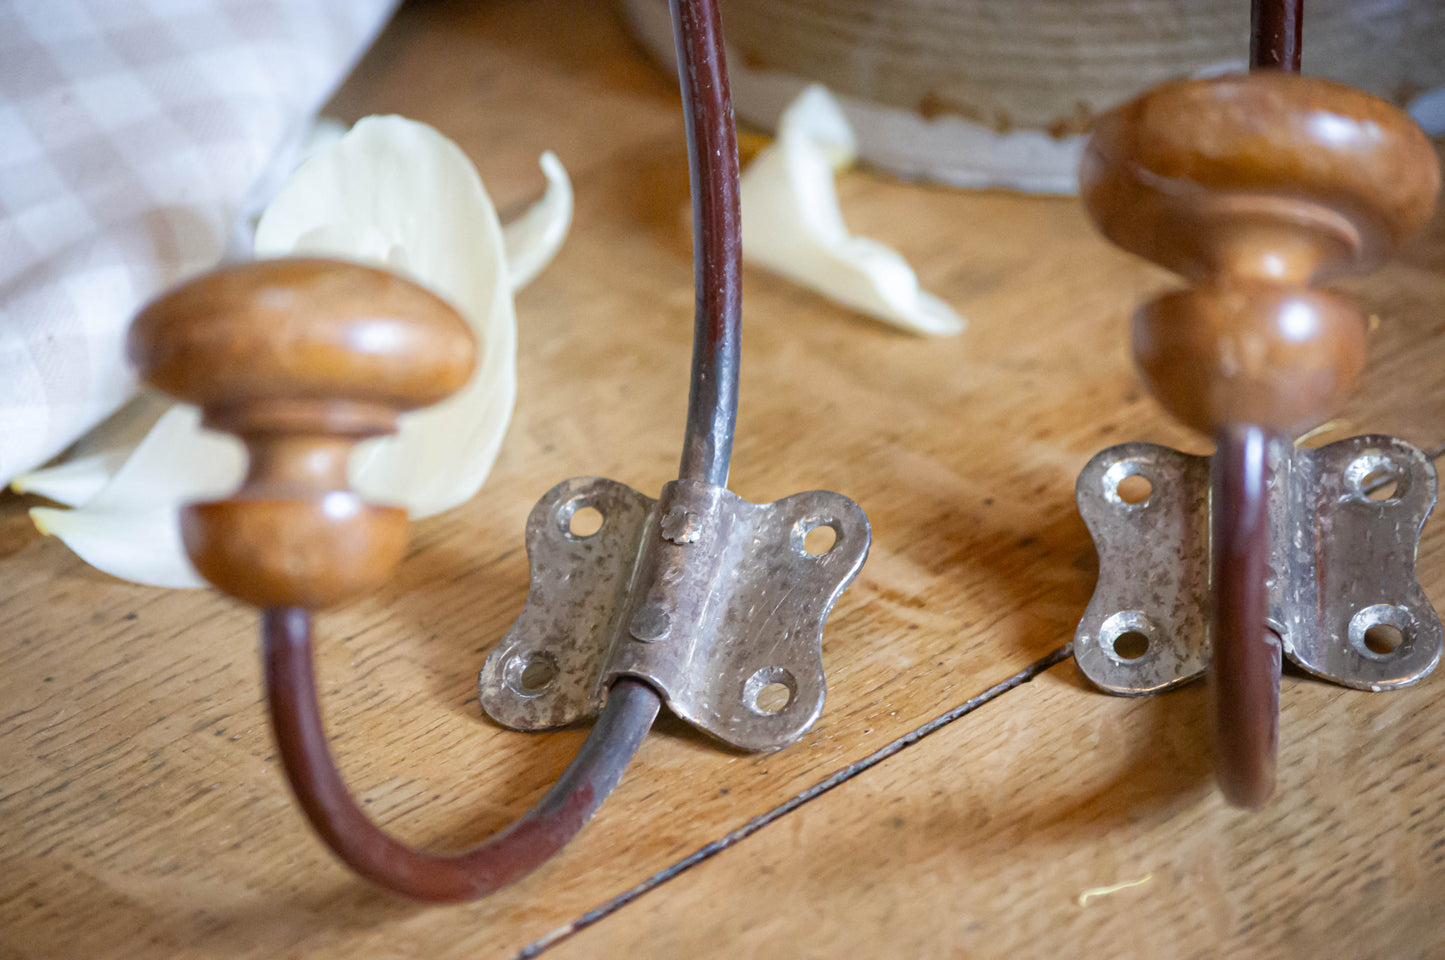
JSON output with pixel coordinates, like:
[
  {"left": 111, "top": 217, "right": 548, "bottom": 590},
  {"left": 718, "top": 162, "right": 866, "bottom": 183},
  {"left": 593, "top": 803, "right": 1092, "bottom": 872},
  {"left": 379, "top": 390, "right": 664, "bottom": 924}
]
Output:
[{"left": 0, "top": 0, "right": 399, "bottom": 483}]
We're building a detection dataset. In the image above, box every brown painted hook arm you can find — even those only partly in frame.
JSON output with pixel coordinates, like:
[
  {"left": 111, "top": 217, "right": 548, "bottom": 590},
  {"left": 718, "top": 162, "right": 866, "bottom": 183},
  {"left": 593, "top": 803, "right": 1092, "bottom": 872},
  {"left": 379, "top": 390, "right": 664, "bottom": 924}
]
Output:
[
  {"left": 1250, "top": 0, "right": 1302, "bottom": 72},
  {"left": 264, "top": 608, "right": 659, "bottom": 903},
  {"left": 673, "top": 0, "right": 742, "bottom": 488},
  {"left": 1210, "top": 426, "right": 1281, "bottom": 807},
  {"left": 1207, "top": 0, "right": 1302, "bottom": 808}
]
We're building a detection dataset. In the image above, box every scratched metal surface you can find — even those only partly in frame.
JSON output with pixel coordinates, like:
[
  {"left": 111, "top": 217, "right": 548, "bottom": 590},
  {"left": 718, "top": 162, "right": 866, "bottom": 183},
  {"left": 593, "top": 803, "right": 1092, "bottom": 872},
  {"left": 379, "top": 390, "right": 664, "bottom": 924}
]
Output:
[
  {"left": 1276, "top": 435, "right": 1441, "bottom": 688},
  {"left": 479, "top": 477, "right": 871, "bottom": 751},
  {"left": 1075, "top": 436, "right": 1441, "bottom": 695},
  {"left": 1073, "top": 442, "right": 1212, "bottom": 695}
]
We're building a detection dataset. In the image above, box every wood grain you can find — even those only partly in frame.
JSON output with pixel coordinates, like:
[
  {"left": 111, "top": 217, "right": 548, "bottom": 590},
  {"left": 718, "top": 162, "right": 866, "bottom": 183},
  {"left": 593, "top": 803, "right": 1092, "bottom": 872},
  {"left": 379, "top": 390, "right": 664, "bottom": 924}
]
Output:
[
  {"left": 554, "top": 654, "right": 1445, "bottom": 960},
  {"left": 1, "top": 1, "right": 1442, "bottom": 957}
]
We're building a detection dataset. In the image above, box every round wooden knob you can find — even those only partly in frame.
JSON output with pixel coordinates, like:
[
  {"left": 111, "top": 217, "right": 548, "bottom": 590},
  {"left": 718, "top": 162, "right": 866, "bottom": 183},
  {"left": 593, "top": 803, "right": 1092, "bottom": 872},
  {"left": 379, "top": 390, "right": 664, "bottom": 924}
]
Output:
[
  {"left": 128, "top": 258, "right": 477, "bottom": 609},
  {"left": 1132, "top": 282, "right": 1365, "bottom": 436},
  {"left": 1080, "top": 72, "right": 1440, "bottom": 435},
  {"left": 1082, "top": 73, "right": 1439, "bottom": 282}
]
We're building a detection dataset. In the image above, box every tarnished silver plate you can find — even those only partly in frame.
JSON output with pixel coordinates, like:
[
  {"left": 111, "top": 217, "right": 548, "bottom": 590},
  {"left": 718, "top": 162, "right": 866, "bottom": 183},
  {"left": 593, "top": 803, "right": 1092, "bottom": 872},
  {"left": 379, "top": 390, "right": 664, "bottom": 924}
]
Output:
[
  {"left": 1075, "top": 436, "right": 1440, "bottom": 696},
  {"left": 479, "top": 476, "right": 871, "bottom": 751}
]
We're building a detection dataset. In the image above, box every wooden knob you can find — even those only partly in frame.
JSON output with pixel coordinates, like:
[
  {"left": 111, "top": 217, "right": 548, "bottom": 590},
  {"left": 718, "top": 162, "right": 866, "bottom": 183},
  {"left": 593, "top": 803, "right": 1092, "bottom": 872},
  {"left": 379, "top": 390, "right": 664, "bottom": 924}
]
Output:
[
  {"left": 128, "top": 258, "right": 477, "bottom": 609},
  {"left": 1131, "top": 282, "right": 1365, "bottom": 437},
  {"left": 1081, "top": 73, "right": 1440, "bottom": 435}
]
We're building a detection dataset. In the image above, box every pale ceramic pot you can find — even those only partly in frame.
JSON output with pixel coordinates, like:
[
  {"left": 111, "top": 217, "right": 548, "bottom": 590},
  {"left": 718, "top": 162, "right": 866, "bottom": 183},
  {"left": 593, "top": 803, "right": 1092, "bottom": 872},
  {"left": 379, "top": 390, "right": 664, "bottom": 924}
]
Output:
[{"left": 622, "top": 0, "right": 1445, "bottom": 193}]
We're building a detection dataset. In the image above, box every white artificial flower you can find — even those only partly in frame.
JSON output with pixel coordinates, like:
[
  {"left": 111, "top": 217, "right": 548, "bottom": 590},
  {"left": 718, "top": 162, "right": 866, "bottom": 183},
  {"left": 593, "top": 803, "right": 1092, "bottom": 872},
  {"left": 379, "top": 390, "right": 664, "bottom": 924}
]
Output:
[
  {"left": 740, "top": 85, "right": 965, "bottom": 336},
  {"left": 18, "top": 115, "right": 573, "bottom": 588}
]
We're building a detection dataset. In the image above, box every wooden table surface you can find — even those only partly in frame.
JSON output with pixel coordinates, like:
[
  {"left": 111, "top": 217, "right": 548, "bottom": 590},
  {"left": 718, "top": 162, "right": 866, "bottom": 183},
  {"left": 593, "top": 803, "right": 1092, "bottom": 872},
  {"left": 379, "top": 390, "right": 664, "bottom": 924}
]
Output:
[{"left": 4, "top": 2, "right": 1444, "bottom": 957}]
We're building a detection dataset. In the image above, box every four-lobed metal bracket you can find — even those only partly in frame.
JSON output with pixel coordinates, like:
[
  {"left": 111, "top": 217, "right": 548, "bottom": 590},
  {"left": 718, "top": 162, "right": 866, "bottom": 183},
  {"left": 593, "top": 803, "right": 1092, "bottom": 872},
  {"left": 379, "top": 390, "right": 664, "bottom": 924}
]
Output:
[
  {"left": 1075, "top": 435, "right": 1442, "bottom": 696},
  {"left": 479, "top": 476, "right": 871, "bottom": 752}
]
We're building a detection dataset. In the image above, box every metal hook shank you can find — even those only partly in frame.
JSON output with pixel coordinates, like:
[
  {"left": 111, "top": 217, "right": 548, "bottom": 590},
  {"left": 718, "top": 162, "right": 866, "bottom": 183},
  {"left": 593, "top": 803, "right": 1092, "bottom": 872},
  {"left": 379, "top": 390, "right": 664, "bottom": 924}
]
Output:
[
  {"left": 264, "top": 608, "right": 659, "bottom": 902},
  {"left": 1250, "top": 0, "right": 1302, "bottom": 72},
  {"left": 1211, "top": 425, "right": 1281, "bottom": 808},
  {"left": 672, "top": 0, "right": 742, "bottom": 488},
  {"left": 1209, "top": 0, "right": 1301, "bottom": 809}
]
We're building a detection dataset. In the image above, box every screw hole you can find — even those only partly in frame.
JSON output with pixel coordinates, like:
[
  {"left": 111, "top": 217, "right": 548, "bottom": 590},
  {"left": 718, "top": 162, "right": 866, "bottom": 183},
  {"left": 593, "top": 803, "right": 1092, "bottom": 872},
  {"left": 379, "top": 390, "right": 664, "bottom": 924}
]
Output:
[
  {"left": 1346, "top": 455, "right": 1404, "bottom": 504},
  {"left": 569, "top": 505, "right": 604, "bottom": 538},
  {"left": 557, "top": 496, "right": 607, "bottom": 540},
  {"left": 1102, "top": 461, "right": 1152, "bottom": 507},
  {"left": 1112, "top": 630, "right": 1149, "bottom": 660},
  {"left": 792, "top": 517, "right": 841, "bottom": 558},
  {"left": 520, "top": 658, "right": 557, "bottom": 691},
  {"left": 1099, "top": 611, "right": 1156, "bottom": 664},
  {"left": 754, "top": 682, "right": 791, "bottom": 714},
  {"left": 1115, "top": 475, "right": 1152, "bottom": 505},
  {"left": 505, "top": 650, "right": 560, "bottom": 697},
  {"left": 803, "top": 524, "right": 837, "bottom": 556},
  {"left": 1348, "top": 604, "right": 1412, "bottom": 660},
  {"left": 1360, "top": 470, "right": 1398, "bottom": 502},
  {"left": 744, "top": 666, "right": 797, "bottom": 716},
  {"left": 1363, "top": 623, "right": 1404, "bottom": 656}
]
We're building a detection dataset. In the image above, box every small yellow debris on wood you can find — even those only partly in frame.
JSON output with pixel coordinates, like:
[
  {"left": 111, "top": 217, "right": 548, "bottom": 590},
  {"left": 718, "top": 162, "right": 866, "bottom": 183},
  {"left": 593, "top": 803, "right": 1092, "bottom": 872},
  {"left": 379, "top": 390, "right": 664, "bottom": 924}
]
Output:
[{"left": 1075, "top": 873, "right": 1152, "bottom": 907}]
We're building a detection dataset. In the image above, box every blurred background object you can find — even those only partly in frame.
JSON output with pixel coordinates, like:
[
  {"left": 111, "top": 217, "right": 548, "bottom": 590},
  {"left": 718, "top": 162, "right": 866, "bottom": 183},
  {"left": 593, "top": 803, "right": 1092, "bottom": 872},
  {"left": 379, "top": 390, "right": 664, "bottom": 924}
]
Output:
[
  {"left": 622, "top": 0, "right": 1445, "bottom": 193},
  {"left": 0, "top": 0, "right": 398, "bottom": 485}
]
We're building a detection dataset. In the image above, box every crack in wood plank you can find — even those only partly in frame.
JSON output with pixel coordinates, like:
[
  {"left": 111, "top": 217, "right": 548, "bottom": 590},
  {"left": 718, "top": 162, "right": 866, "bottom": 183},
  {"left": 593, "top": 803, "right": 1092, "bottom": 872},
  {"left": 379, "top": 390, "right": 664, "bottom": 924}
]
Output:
[
  {"left": 514, "top": 644, "right": 1075, "bottom": 958},
  {"left": 518, "top": 441, "right": 1444, "bottom": 955}
]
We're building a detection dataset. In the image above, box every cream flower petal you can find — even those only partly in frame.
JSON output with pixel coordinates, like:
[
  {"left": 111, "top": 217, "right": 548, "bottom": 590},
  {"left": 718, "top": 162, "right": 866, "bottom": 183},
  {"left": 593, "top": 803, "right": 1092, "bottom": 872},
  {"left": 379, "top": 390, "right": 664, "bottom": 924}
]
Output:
[
  {"left": 68, "top": 404, "right": 242, "bottom": 511},
  {"left": 27, "top": 404, "right": 243, "bottom": 587},
  {"left": 255, "top": 114, "right": 519, "bottom": 518},
  {"left": 11, "top": 454, "right": 122, "bottom": 508},
  {"left": 740, "top": 85, "right": 965, "bottom": 336},
  {"left": 31, "top": 506, "right": 205, "bottom": 589},
  {"left": 10, "top": 393, "right": 170, "bottom": 506},
  {"left": 503, "top": 151, "right": 573, "bottom": 291},
  {"left": 24, "top": 116, "right": 570, "bottom": 588}
]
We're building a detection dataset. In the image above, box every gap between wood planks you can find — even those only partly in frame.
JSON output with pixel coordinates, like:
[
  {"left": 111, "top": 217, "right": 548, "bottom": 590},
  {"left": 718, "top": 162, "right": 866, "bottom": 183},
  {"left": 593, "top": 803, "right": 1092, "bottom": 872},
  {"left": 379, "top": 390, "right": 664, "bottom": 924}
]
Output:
[
  {"left": 513, "top": 444, "right": 1445, "bottom": 957},
  {"left": 513, "top": 643, "right": 1075, "bottom": 959}
]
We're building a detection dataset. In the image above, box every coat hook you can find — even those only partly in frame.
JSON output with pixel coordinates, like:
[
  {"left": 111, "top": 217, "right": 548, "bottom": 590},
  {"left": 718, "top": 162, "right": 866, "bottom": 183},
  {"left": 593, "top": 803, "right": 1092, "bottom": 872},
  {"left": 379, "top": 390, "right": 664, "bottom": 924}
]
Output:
[
  {"left": 127, "top": 0, "right": 870, "bottom": 901},
  {"left": 1073, "top": 0, "right": 1441, "bottom": 807}
]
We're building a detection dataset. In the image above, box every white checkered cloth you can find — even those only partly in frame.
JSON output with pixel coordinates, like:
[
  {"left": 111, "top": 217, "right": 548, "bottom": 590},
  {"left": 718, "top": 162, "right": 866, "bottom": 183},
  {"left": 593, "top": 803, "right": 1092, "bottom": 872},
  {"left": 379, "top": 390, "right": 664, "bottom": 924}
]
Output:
[{"left": 0, "top": 0, "right": 399, "bottom": 484}]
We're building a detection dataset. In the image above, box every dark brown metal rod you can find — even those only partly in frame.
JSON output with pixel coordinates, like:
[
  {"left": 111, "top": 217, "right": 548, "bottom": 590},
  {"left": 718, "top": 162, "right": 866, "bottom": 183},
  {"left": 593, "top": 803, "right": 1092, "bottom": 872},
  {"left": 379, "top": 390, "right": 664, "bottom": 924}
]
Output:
[
  {"left": 1210, "top": 426, "right": 1281, "bottom": 807},
  {"left": 671, "top": 0, "right": 741, "bottom": 488},
  {"left": 1206, "top": 0, "right": 1301, "bottom": 809},
  {"left": 1250, "top": 0, "right": 1302, "bottom": 72},
  {"left": 263, "top": 608, "right": 660, "bottom": 903}
]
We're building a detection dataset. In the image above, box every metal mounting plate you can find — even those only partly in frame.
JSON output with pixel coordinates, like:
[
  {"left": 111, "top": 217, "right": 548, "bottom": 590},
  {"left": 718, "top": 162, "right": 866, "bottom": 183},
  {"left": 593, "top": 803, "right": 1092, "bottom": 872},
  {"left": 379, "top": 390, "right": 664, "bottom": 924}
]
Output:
[
  {"left": 478, "top": 476, "right": 871, "bottom": 751},
  {"left": 1075, "top": 435, "right": 1441, "bottom": 696}
]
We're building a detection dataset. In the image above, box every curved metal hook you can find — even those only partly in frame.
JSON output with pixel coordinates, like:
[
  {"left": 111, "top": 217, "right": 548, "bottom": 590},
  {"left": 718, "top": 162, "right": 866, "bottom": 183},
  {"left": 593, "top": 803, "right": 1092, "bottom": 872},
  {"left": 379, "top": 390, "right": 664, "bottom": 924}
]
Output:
[
  {"left": 1210, "top": 426, "right": 1281, "bottom": 808},
  {"left": 1210, "top": 0, "right": 1302, "bottom": 808},
  {"left": 264, "top": 608, "right": 658, "bottom": 902},
  {"left": 258, "top": 0, "right": 744, "bottom": 900}
]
